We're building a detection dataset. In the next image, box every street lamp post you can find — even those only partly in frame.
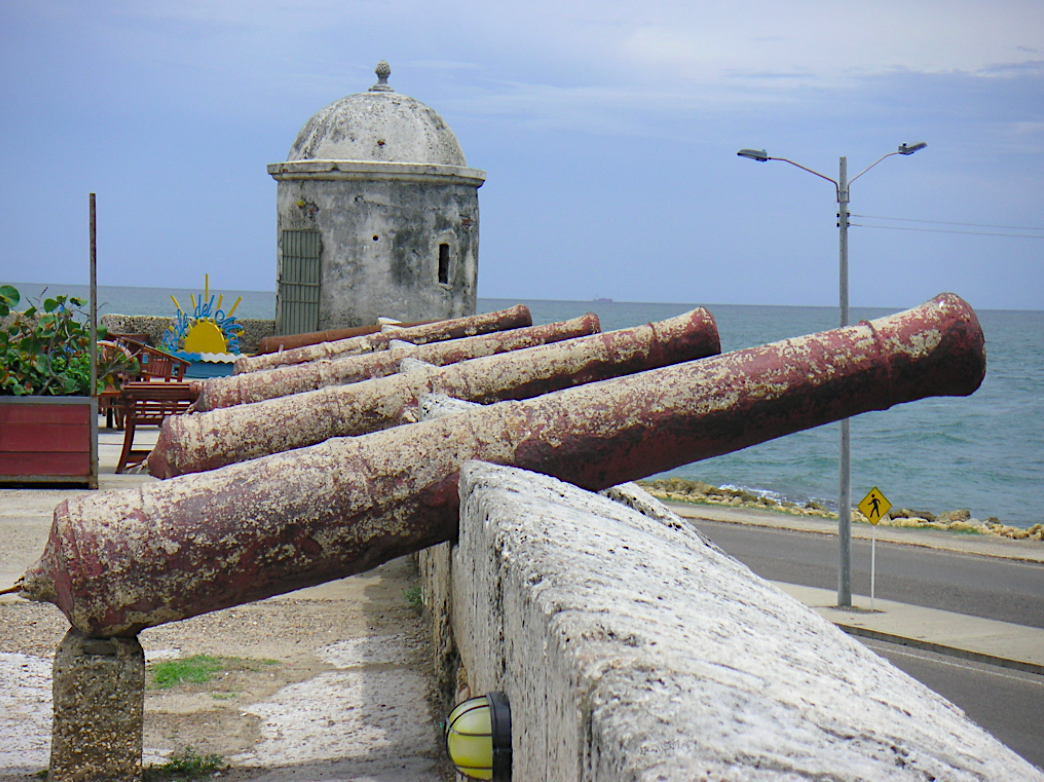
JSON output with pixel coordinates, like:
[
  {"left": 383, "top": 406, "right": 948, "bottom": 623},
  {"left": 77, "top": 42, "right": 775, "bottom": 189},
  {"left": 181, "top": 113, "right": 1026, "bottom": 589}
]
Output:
[{"left": 737, "top": 142, "right": 926, "bottom": 608}]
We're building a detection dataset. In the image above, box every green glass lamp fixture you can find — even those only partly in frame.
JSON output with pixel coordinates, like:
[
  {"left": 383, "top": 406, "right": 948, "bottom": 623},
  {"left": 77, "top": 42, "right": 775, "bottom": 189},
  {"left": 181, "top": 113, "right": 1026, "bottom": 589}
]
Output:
[{"left": 445, "top": 691, "right": 512, "bottom": 780}]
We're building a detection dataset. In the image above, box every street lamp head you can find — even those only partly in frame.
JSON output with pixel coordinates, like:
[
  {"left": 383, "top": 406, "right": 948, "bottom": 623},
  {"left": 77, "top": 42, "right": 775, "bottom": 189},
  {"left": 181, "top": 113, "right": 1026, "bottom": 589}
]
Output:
[
  {"left": 898, "top": 142, "right": 927, "bottom": 155},
  {"left": 737, "top": 148, "right": 770, "bottom": 162}
]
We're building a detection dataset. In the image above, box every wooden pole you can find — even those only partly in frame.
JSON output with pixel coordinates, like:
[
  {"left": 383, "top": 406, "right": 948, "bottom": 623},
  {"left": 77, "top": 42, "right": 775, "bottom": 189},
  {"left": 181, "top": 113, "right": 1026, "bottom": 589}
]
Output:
[
  {"left": 89, "top": 194, "right": 99, "bottom": 486},
  {"left": 89, "top": 194, "right": 97, "bottom": 396}
]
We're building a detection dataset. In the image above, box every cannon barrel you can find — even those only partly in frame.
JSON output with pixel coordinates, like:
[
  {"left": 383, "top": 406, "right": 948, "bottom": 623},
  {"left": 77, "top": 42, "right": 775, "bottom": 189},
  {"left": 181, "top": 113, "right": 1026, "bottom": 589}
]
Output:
[
  {"left": 234, "top": 304, "right": 532, "bottom": 374},
  {"left": 196, "top": 314, "right": 601, "bottom": 411},
  {"left": 256, "top": 321, "right": 433, "bottom": 355},
  {"left": 150, "top": 308, "right": 721, "bottom": 477},
  {"left": 18, "top": 294, "right": 985, "bottom": 636}
]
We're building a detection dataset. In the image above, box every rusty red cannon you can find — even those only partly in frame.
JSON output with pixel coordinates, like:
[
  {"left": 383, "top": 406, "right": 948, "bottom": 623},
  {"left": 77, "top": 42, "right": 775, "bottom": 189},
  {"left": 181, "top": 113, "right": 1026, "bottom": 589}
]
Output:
[
  {"left": 16, "top": 294, "right": 985, "bottom": 637},
  {"left": 195, "top": 313, "right": 602, "bottom": 411},
  {"left": 256, "top": 320, "right": 435, "bottom": 355},
  {"left": 234, "top": 304, "right": 533, "bottom": 374},
  {"left": 151, "top": 308, "right": 722, "bottom": 477}
]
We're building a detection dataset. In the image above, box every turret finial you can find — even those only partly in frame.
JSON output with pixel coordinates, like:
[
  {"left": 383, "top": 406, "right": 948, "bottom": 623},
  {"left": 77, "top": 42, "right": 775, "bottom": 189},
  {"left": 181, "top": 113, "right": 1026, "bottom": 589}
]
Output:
[{"left": 370, "top": 61, "right": 393, "bottom": 92}]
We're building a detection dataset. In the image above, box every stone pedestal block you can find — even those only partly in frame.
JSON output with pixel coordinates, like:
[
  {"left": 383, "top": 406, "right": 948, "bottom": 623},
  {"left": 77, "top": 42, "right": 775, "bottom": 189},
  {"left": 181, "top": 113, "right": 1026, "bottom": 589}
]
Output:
[{"left": 50, "top": 629, "right": 144, "bottom": 782}]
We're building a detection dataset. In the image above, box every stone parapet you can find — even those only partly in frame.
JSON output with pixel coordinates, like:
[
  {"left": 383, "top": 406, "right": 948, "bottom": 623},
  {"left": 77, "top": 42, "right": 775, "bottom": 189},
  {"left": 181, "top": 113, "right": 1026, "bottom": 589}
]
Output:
[{"left": 429, "top": 461, "right": 1041, "bottom": 781}]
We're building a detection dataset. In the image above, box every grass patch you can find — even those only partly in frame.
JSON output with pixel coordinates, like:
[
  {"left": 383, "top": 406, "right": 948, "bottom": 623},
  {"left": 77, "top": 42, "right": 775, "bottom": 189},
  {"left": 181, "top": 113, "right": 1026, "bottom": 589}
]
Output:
[
  {"left": 403, "top": 585, "right": 423, "bottom": 610},
  {"left": 151, "top": 655, "right": 225, "bottom": 688},
  {"left": 145, "top": 746, "right": 223, "bottom": 780},
  {"left": 150, "top": 654, "right": 280, "bottom": 689}
]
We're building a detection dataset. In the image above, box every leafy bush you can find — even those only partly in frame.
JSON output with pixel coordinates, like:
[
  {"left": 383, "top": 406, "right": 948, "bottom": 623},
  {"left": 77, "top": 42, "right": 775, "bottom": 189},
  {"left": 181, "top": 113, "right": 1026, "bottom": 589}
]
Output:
[{"left": 0, "top": 284, "right": 137, "bottom": 396}]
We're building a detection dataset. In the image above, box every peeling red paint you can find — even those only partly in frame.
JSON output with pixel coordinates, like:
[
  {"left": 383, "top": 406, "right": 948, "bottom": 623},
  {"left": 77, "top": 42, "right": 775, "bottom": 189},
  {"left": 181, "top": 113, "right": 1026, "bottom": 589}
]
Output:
[
  {"left": 233, "top": 305, "right": 533, "bottom": 375},
  {"left": 196, "top": 313, "right": 601, "bottom": 411},
  {"left": 18, "top": 294, "right": 984, "bottom": 637},
  {"left": 150, "top": 308, "right": 720, "bottom": 478}
]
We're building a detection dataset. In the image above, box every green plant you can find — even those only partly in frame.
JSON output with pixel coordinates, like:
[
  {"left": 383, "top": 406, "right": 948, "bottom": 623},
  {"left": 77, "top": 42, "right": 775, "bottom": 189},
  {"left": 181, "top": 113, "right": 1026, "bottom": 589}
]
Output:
[
  {"left": 150, "top": 654, "right": 280, "bottom": 689},
  {"left": 145, "top": 746, "right": 224, "bottom": 780},
  {"left": 151, "top": 654, "right": 226, "bottom": 688},
  {"left": 0, "top": 284, "right": 137, "bottom": 396},
  {"left": 403, "top": 585, "right": 423, "bottom": 610}
]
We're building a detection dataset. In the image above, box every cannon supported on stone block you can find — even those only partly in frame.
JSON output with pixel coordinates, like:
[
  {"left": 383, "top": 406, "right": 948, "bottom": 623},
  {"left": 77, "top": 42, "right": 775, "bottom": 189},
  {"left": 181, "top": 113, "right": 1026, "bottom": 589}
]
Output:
[{"left": 16, "top": 293, "right": 985, "bottom": 637}]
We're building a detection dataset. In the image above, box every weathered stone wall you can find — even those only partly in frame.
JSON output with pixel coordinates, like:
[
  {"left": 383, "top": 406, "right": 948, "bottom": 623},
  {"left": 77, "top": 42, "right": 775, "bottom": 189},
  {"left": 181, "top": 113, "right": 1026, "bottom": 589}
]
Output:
[
  {"left": 421, "top": 460, "right": 1042, "bottom": 780},
  {"left": 99, "top": 314, "right": 275, "bottom": 354},
  {"left": 274, "top": 175, "right": 480, "bottom": 330}
]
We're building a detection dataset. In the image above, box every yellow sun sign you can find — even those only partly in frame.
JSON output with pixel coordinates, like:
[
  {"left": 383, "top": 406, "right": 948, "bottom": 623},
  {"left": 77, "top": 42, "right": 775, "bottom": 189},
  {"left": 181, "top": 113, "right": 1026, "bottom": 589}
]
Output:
[
  {"left": 183, "top": 319, "right": 228, "bottom": 354},
  {"left": 163, "top": 275, "right": 243, "bottom": 356}
]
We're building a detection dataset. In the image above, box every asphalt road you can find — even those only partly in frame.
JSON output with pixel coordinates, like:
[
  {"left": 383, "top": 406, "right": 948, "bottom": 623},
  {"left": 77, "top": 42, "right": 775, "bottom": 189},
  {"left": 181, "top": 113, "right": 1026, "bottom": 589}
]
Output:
[
  {"left": 689, "top": 519, "right": 1044, "bottom": 629},
  {"left": 686, "top": 517, "right": 1044, "bottom": 770},
  {"left": 865, "top": 637, "right": 1044, "bottom": 771}
]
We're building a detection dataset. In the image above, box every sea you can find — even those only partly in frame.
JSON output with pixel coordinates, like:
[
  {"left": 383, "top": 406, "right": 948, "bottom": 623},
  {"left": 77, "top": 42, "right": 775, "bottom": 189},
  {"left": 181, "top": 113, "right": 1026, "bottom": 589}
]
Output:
[{"left": 9, "top": 282, "right": 1043, "bottom": 529}]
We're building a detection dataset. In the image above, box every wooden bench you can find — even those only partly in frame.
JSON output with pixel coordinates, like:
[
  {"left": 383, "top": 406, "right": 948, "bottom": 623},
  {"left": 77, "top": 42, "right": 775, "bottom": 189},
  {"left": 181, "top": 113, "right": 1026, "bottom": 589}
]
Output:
[{"left": 115, "top": 382, "right": 198, "bottom": 474}]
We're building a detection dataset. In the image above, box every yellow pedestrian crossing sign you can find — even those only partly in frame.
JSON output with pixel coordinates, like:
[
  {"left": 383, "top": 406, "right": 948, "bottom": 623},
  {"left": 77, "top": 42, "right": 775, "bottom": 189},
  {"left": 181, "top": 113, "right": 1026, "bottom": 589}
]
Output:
[{"left": 858, "top": 487, "right": 891, "bottom": 525}]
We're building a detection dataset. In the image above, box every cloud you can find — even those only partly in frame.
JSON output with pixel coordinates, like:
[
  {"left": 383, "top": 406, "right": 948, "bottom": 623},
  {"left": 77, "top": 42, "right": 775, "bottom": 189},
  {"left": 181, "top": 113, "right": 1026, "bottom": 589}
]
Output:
[
  {"left": 976, "top": 59, "right": 1044, "bottom": 78},
  {"left": 617, "top": 3, "right": 1044, "bottom": 88},
  {"left": 410, "top": 60, "right": 483, "bottom": 72}
]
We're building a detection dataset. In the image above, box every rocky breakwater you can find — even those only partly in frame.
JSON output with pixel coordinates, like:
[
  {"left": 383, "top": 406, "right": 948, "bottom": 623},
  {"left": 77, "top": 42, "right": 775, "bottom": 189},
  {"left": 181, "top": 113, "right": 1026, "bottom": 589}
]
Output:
[
  {"left": 641, "top": 477, "right": 1043, "bottom": 541},
  {"left": 640, "top": 477, "right": 837, "bottom": 518},
  {"left": 883, "top": 508, "right": 1044, "bottom": 540}
]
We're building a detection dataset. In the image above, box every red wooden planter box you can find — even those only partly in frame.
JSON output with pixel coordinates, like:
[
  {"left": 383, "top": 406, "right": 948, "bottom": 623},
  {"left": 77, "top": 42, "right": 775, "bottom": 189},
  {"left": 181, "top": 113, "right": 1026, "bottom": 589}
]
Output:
[{"left": 0, "top": 396, "right": 98, "bottom": 488}]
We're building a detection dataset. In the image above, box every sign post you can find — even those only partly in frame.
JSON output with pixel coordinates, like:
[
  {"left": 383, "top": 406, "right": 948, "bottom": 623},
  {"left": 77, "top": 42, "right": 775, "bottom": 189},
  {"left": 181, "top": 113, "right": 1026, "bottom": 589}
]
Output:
[{"left": 858, "top": 487, "right": 891, "bottom": 610}]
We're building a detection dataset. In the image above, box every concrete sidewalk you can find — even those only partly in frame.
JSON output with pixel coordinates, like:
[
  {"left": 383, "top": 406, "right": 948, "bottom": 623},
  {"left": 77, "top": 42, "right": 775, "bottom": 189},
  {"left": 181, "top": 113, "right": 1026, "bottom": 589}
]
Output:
[{"left": 774, "top": 582, "right": 1044, "bottom": 676}]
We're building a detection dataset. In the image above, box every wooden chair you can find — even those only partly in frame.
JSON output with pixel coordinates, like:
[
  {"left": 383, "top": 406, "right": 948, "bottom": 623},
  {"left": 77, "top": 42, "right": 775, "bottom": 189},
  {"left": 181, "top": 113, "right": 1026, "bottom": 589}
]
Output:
[
  {"left": 97, "top": 340, "right": 138, "bottom": 430},
  {"left": 107, "top": 333, "right": 152, "bottom": 355},
  {"left": 137, "top": 344, "right": 190, "bottom": 381},
  {"left": 115, "top": 382, "right": 198, "bottom": 474}
]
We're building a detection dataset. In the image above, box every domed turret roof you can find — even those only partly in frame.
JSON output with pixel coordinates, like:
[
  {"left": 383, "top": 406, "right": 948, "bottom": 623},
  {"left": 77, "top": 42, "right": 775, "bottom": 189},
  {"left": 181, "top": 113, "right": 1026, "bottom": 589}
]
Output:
[{"left": 286, "top": 61, "right": 468, "bottom": 167}]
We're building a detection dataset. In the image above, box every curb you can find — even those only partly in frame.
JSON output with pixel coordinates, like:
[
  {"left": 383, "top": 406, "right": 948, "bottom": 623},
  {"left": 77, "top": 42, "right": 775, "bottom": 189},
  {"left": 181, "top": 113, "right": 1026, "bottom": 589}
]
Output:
[{"left": 835, "top": 623, "right": 1044, "bottom": 677}]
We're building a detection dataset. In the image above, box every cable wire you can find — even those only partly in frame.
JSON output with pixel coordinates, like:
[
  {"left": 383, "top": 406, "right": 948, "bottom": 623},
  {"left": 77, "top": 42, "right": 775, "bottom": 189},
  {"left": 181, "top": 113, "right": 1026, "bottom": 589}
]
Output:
[
  {"left": 849, "top": 223, "right": 1044, "bottom": 239},
  {"left": 850, "top": 214, "right": 1044, "bottom": 232}
]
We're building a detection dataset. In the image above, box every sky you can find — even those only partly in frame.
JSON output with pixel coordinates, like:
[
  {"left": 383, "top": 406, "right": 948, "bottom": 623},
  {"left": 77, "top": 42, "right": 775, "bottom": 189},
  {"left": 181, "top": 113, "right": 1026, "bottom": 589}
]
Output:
[{"left": 1, "top": 0, "right": 1042, "bottom": 310}]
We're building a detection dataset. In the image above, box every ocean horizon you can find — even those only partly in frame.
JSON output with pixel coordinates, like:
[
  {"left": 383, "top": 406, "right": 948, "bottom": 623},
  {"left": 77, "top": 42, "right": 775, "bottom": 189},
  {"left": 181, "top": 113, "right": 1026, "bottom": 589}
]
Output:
[{"left": 6, "top": 281, "right": 1041, "bottom": 529}]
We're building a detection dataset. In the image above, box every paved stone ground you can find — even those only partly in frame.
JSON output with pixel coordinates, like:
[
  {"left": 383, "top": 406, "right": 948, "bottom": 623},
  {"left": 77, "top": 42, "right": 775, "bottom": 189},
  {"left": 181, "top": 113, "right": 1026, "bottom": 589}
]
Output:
[{"left": 0, "top": 426, "right": 453, "bottom": 781}]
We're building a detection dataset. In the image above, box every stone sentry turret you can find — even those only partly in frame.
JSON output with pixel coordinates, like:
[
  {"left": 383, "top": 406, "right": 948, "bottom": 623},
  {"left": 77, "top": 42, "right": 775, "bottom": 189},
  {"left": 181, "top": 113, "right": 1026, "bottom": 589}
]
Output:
[{"left": 268, "top": 61, "right": 485, "bottom": 334}]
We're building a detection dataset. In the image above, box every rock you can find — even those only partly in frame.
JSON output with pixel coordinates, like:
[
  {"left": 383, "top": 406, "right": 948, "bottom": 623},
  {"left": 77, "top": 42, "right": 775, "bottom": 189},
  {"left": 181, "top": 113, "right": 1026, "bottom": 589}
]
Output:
[
  {"left": 892, "top": 507, "right": 937, "bottom": 522},
  {"left": 887, "top": 517, "right": 930, "bottom": 528},
  {"left": 937, "top": 509, "right": 971, "bottom": 523},
  {"left": 947, "top": 520, "right": 986, "bottom": 534}
]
